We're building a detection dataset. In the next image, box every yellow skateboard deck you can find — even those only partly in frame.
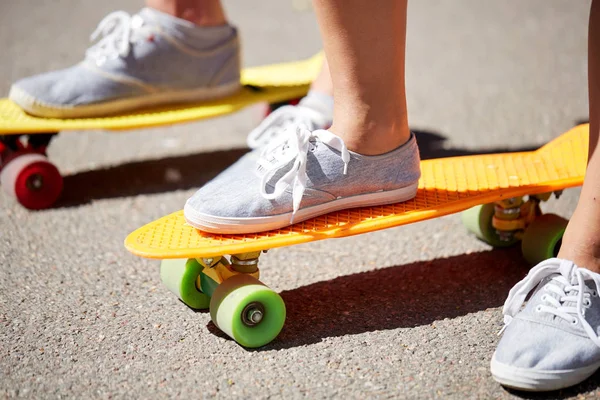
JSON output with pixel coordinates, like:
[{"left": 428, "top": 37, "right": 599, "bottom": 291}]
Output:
[
  {"left": 125, "top": 124, "right": 588, "bottom": 260},
  {"left": 0, "top": 53, "right": 323, "bottom": 134}
]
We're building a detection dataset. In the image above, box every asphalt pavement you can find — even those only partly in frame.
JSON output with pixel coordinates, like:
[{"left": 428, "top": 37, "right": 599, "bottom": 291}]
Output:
[{"left": 1, "top": 1, "right": 597, "bottom": 398}]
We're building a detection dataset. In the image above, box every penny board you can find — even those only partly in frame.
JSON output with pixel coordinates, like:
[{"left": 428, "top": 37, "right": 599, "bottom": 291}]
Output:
[
  {"left": 0, "top": 53, "right": 324, "bottom": 134},
  {"left": 125, "top": 124, "right": 588, "bottom": 259}
]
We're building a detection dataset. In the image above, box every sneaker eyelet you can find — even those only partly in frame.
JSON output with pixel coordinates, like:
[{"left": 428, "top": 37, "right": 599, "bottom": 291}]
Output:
[
  {"left": 592, "top": 290, "right": 598, "bottom": 297},
  {"left": 535, "top": 305, "right": 543, "bottom": 312},
  {"left": 541, "top": 294, "right": 548, "bottom": 302},
  {"left": 584, "top": 298, "right": 592, "bottom": 307},
  {"left": 572, "top": 319, "right": 579, "bottom": 325}
]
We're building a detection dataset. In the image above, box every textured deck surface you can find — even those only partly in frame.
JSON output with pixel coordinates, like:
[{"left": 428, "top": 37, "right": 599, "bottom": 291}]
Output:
[
  {"left": 125, "top": 124, "right": 589, "bottom": 259},
  {"left": 0, "top": 53, "right": 323, "bottom": 134}
]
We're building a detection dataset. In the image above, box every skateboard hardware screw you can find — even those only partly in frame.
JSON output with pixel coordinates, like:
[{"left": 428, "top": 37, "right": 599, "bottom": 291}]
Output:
[
  {"left": 248, "top": 309, "right": 263, "bottom": 324},
  {"left": 242, "top": 302, "right": 265, "bottom": 327},
  {"left": 497, "top": 230, "right": 515, "bottom": 242},
  {"left": 497, "top": 197, "right": 523, "bottom": 208},
  {"left": 231, "top": 256, "right": 259, "bottom": 267},
  {"left": 230, "top": 255, "right": 260, "bottom": 273},
  {"left": 26, "top": 174, "right": 44, "bottom": 191},
  {"left": 495, "top": 205, "right": 520, "bottom": 216},
  {"left": 203, "top": 258, "right": 214, "bottom": 267}
]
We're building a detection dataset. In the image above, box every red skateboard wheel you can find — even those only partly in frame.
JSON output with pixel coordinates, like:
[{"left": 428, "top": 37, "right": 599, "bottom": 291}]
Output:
[{"left": 1, "top": 153, "right": 63, "bottom": 209}]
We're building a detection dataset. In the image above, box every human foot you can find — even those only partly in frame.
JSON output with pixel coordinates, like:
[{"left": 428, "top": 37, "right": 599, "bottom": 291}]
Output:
[
  {"left": 9, "top": 8, "right": 240, "bottom": 118},
  {"left": 185, "top": 126, "right": 420, "bottom": 234},
  {"left": 491, "top": 258, "right": 600, "bottom": 391}
]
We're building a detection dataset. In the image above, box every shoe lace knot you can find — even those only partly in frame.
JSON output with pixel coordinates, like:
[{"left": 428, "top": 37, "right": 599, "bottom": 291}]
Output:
[
  {"left": 500, "top": 258, "right": 600, "bottom": 347},
  {"left": 257, "top": 125, "right": 350, "bottom": 222},
  {"left": 86, "top": 11, "right": 153, "bottom": 62}
]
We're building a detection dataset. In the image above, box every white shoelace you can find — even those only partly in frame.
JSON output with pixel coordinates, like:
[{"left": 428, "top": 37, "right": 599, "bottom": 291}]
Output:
[
  {"left": 247, "top": 105, "right": 329, "bottom": 149},
  {"left": 500, "top": 258, "right": 600, "bottom": 347},
  {"left": 257, "top": 126, "right": 350, "bottom": 222},
  {"left": 86, "top": 11, "right": 153, "bottom": 62}
]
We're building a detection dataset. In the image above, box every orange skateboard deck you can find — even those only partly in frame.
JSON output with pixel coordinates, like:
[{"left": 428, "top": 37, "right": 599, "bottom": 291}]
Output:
[
  {"left": 123, "top": 124, "right": 588, "bottom": 348},
  {"left": 125, "top": 124, "right": 588, "bottom": 259}
]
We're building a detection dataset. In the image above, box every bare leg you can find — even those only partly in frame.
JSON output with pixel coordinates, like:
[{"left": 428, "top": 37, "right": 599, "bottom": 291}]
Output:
[
  {"left": 146, "top": 0, "right": 227, "bottom": 26},
  {"left": 557, "top": 0, "right": 600, "bottom": 272},
  {"left": 312, "top": 0, "right": 410, "bottom": 155},
  {"left": 147, "top": 0, "right": 334, "bottom": 96},
  {"left": 310, "top": 58, "right": 333, "bottom": 96}
]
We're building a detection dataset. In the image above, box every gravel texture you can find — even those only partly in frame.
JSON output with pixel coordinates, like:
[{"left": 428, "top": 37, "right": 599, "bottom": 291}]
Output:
[{"left": 1, "top": 1, "right": 598, "bottom": 398}]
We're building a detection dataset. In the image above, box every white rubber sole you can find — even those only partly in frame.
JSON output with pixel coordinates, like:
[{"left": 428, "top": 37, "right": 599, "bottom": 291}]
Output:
[
  {"left": 490, "top": 352, "right": 600, "bottom": 392},
  {"left": 184, "top": 182, "right": 419, "bottom": 234},
  {"left": 9, "top": 81, "right": 241, "bottom": 118}
]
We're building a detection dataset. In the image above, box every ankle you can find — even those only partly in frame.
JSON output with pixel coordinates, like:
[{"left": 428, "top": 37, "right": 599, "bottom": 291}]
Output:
[
  {"left": 558, "top": 223, "right": 600, "bottom": 273},
  {"left": 146, "top": 1, "right": 227, "bottom": 26},
  {"left": 558, "top": 246, "right": 600, "bottom": 274},
  {"left": 330, "top": 122, "right": 411, "bottom": 155},
  {"left": 180, "top": 8, "right": 227, "bottom": 26},
  {"left": 557, "top": 190, "right": 600, "bottom": 273}
]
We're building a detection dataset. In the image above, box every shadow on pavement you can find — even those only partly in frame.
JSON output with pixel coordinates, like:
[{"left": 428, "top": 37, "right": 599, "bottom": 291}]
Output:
[
  {"left": 54, "top": 128, "right": 536, "bottom": 207},
  {"left": 248, "top": 247, "right": 529, "bottom": 349},
  {"left": 206, "top": 246, "right": 599, "bottom": 394},
  {"left": 57, "top": 147, "right": 249, "bottom": 207}
]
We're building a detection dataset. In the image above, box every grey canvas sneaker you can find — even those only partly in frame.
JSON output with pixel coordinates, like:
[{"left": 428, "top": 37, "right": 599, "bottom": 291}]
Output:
[
  {"left": 184, "top": 126, "right": 421, "bottom": 234},
  {"left": 491, "top": 258, "right": 600, "bottom": 391},
  {"left": 9, "top": 8, "right": 240, "bottom": 118}
]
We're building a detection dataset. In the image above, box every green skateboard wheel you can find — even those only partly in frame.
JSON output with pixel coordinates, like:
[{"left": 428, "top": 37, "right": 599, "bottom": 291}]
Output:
[
  {"left": 521, "top": 213, "right": 568, "bottom": 265},
  {"left": 461, "top": 204, "right": 518, "bottom": 247},
  {"left": 210, "top": 274, "right": 286, "bottom": 348},
  {"left": 160, "top": 258, "right": 210, "bottom": 310}
]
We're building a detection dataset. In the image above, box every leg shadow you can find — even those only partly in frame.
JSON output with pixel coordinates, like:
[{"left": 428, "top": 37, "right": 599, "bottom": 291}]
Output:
[
  {"left": 269, "top": 247, "right": 528, "bottom": 349},
  {"left": 207, "top": 247, "right": 530, "bottom": 346},
  {"left": 206, "top": 246, "right": 600, "bottom": 394},
  {"left": 56, "top": 147, "right": 248, "bottom": 207}
]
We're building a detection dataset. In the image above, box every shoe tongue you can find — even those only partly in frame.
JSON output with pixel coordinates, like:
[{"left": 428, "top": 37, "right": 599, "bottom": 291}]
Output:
[
  {"left": 559, "top": 259, "right": 578, "bottom": 283},
  {"left": 138, "top": 7, "right": 176, "bottom": 26},
  {"left": 136, "top": 8, "right": 156, "bottom": 25},
  {"left": 130, "top": 14, "right": 145, "bottom": 30},
  {"left": 296, "top": 105, "right": 329, "bottom": 128},
  {"left": 298, "top": 92, "right": 334, "bottom": 123}
]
